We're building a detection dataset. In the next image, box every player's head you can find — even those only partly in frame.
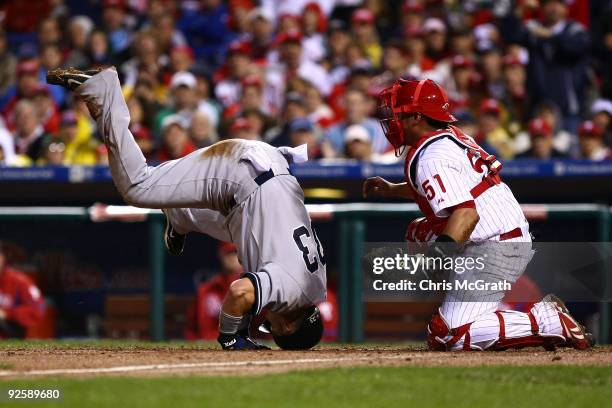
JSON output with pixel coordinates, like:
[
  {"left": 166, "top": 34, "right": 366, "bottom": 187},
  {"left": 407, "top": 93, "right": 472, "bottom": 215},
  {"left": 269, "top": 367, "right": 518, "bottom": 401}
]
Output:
[
  {"left": 261, "top": 305, "right": 323, "bottom": 350},
  {"left": 378, "top": 79, "right": 456, "bottom": 154}
]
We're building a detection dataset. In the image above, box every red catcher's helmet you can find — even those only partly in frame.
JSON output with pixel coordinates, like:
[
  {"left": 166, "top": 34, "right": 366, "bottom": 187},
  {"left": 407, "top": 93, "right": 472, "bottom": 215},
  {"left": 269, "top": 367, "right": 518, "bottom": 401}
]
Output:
[{"left": 378, "top": 79, "right": 457, "bottom": 153}]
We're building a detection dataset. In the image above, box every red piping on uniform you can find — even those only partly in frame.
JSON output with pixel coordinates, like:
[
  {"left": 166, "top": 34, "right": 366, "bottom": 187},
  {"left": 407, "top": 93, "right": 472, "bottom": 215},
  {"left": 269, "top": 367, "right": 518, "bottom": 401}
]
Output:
[
  {"left": 495, "top": 311, "right": 506, "bottom": 340},
  {"left": 499, "top": 227, "right": 523, "bottom": 241},
  {"left": 448, "top": 200, "right": 476, "bottom": 212}
]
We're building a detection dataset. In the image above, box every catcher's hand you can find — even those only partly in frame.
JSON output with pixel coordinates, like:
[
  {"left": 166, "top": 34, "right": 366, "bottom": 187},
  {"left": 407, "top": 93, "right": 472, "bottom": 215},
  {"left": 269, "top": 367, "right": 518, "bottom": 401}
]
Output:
[
  {"left": 405, "top": 217, "right": 436, "bottom": 243},
  {"left": 362, "top": 176, "right": 394, "bottom": 198},
  {"left": 423, "top": 236, "right": 458, "bottom": 282}
]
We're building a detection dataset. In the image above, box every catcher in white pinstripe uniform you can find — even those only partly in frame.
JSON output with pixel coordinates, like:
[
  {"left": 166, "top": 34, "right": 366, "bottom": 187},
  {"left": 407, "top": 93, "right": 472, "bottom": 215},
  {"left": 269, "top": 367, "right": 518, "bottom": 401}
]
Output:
[{"left": 363, "top": 78, "right": 592, "bottom": 351}]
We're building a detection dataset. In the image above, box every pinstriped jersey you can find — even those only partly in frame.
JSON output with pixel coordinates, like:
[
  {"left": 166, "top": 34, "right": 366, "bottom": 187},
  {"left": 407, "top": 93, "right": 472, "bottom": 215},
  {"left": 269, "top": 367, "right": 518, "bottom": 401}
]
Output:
[{"left": 405, "top": 127, "right": 528, "bottom": 242}]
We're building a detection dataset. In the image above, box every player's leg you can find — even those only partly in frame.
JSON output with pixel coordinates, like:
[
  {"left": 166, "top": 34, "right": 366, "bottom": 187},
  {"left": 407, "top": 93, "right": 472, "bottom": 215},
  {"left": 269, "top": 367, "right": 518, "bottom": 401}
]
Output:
[
  {"left": 50, "top": 68, "right": 227, "bottom": 210},
  {"left": 162, "top": 208, "right": 231, "bottom": 256},
  {"left": 430, "top": 239, "right": 526, "bottom": 349},
  {"left": 429, "top": 242, "right": 591, "bottom": 350},
  {"left": 428, "top": 295, "right": 590, "bottom": 350},
  {"left": 164, "top": 208, "right": 230, "bottom": 240},
  {"left": 217, "top": 276, "right": 269, "bottom": 350},
  {"left": 437, "top": 240, "right": 534, "bottom": 329}
]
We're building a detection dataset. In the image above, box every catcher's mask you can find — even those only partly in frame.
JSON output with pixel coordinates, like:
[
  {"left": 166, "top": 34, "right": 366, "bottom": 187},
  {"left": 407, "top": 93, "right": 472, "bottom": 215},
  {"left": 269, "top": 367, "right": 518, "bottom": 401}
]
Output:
[
  {"left": 378, "top": 78, "right": 457, "bottom": 156},
  {"left": 377, "top": 85, "right": 406, "bottom": 157},
  {"left": 259, "top": 305, "right": 323, "bottom": 350}
]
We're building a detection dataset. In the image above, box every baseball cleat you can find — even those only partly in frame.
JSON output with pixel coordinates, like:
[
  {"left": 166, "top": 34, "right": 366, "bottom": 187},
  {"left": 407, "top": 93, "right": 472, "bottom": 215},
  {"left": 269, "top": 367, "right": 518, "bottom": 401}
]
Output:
[
  {"left": 218, "top": 333, "right": 270, "bottom": 350},
  {"left": 543, "top": 294, "right": 594, "bottom": 350},
  {"left": 46, "top": 68, "right": 103, "bottom": 91},
  {"left": 162, "top": 209, "right": 186, "bottom": 256}
]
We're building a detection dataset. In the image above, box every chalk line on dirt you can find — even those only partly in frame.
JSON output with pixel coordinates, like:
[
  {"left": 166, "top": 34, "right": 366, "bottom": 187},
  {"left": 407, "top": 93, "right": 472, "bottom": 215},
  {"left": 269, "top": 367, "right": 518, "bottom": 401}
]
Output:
[{"left": 0, "top": 354, "right": 415, "bottom": 378}]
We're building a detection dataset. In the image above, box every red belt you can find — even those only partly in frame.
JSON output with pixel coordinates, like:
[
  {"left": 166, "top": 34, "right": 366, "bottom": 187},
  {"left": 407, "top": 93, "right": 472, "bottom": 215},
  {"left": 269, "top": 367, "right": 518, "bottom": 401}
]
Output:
[{"left": 499, "top": 227, "right": 523, "bottom": 241}]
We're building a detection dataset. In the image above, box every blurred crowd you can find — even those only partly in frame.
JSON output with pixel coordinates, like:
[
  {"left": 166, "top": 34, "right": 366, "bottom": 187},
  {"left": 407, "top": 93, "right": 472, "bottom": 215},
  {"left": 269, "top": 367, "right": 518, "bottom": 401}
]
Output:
[{"left": 0, "top": 0, "right": 611, "bottom": 167}]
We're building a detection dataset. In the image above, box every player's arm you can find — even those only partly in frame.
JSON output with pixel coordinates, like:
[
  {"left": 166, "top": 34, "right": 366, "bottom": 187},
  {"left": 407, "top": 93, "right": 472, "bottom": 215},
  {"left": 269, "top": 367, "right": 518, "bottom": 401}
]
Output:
[
  {"left": 362, "top": 177, "right": 415, "bottom": 199},
  {"left": 416, "top": 158, "right": 480, "bottom": 245},
  {"left": 217, "top": 278, "right": 269, "bottom": 350},
  {"left": 439, "top": 206, "right": 479, "bottom": 244},
  {"left": 220, "top": 278, "right": 255, "bottom": 316}
]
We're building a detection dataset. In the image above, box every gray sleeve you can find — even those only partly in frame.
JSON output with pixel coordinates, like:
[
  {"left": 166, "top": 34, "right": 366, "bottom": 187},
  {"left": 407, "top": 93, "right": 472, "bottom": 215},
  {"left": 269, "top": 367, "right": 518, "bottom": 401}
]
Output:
[{"left": 243, "top": 263, "right": 307, "bottom": 315}]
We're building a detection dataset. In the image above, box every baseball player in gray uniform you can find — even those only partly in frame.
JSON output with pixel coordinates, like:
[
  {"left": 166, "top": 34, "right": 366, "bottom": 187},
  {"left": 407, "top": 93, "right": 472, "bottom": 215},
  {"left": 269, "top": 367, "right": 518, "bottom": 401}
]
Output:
[{"left": 47, "top": 67, "right": 327, "bottom": 350}]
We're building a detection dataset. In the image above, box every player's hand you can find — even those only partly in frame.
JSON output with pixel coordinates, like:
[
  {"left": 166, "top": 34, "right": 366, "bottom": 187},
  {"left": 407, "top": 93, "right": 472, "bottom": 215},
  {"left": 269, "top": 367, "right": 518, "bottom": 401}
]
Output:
[
  {"left": 423, "top": 235, "right": 458, "bottom": 282},
  {"left": 362, "top": 177, "right": 395, "bottom": 198},
  {"left": 0, "top": 309, "right": 5, "bottom": 320}
]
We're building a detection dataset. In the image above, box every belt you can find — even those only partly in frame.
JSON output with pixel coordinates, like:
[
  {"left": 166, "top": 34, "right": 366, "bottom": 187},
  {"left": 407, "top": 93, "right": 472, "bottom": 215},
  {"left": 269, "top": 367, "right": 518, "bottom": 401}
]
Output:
[
  {"left": 254, "top": 168, "right": 275, "bottom": 185},
  {"left": 499, "top": 227, "right": 523, "bottom": 241},
  {"left": 227, "top": 169, "right": 277, "bottom": 213}
]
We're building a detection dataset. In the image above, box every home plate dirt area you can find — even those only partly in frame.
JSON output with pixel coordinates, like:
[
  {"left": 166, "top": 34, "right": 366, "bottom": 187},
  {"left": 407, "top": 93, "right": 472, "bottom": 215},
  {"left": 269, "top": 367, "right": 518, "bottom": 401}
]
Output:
[{"left": 0, "top": 345, "right": 611, "bottom": 379}]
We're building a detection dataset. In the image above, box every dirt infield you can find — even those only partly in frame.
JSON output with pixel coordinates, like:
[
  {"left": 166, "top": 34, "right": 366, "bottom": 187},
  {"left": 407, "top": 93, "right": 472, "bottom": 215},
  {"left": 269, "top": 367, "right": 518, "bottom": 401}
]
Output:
[{"left": 0, "top": 345, "right": 611, "bottom": 379}]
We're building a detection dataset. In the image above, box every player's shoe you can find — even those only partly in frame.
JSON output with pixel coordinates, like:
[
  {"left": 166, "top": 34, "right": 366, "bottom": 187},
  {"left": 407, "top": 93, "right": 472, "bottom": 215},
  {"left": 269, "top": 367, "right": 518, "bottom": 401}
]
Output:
[
  {"left": 543, "top": 294, "right": 594, "bottom": 350},
  {"left": 46, "top": 68, "right": 103, "bottom": 91},
  {"left": 218, "top": 333, "right": 270, "bottom": 350},
  {"left": 162, "top": 209, "right": 186, "bottom": 256}
]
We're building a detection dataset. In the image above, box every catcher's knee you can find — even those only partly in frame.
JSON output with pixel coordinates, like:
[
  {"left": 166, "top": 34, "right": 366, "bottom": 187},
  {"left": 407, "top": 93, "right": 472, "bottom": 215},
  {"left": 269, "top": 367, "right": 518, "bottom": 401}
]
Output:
[{"left": 427, "top": 310, "right": 476, "bottom": 351}]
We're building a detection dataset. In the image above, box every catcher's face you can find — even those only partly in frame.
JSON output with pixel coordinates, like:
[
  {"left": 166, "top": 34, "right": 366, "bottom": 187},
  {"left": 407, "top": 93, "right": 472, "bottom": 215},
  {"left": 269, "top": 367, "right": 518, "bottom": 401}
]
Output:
[{"left": 399, "top": 112, "right": 424, "bottom": 144}]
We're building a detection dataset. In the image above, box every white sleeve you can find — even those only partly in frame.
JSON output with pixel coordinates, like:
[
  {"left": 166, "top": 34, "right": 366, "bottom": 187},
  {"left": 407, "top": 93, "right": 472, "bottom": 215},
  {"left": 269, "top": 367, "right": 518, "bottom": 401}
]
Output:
[{"left": 416, "top": 157, "right": 474, "bottom": 217}]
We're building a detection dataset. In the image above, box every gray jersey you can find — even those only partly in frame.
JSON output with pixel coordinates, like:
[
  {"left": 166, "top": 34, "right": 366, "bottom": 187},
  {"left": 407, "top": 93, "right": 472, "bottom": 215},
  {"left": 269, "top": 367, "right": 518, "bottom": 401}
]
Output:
[
  {"left": 166, "top": 148, "right": 328, "bottom": 315},
  {"left": 229, "top": 173, "right": 327, "bottom": 315},
  {"left": 79, "top": 68, "right": 326, "bottom": 316}
]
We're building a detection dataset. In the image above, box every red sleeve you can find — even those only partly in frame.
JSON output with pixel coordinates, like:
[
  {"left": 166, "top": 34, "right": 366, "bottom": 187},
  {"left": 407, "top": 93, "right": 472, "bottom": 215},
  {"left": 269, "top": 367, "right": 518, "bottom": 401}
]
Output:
[
  {"left": 4, "top": 272, "right": 45, "bottom": 329},
  {"left": 197, "top": 284, "right": 224, "bottom": 340}
]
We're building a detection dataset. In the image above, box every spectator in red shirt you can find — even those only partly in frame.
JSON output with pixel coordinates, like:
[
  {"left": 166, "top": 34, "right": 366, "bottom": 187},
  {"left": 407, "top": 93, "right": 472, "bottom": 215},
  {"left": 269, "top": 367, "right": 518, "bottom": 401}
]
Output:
[
  {"left": 0, "top": 243, "right": 45, "bottom": 338},
  {"left": 196, "top": 242, "right": 242, "bottom": 340}
]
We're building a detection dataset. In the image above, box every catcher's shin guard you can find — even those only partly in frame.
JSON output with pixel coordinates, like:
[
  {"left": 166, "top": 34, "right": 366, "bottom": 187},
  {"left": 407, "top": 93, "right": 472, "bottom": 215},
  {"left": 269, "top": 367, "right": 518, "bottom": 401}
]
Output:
[
  {"left": 487, "top": 310, "right": 564, "bottom": 351},
  {"left": 427, "top": 310, "right": 475, "bottom": 351},
  {"left": 427, "top": 308, "right": 567, "bottom": 351}
]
